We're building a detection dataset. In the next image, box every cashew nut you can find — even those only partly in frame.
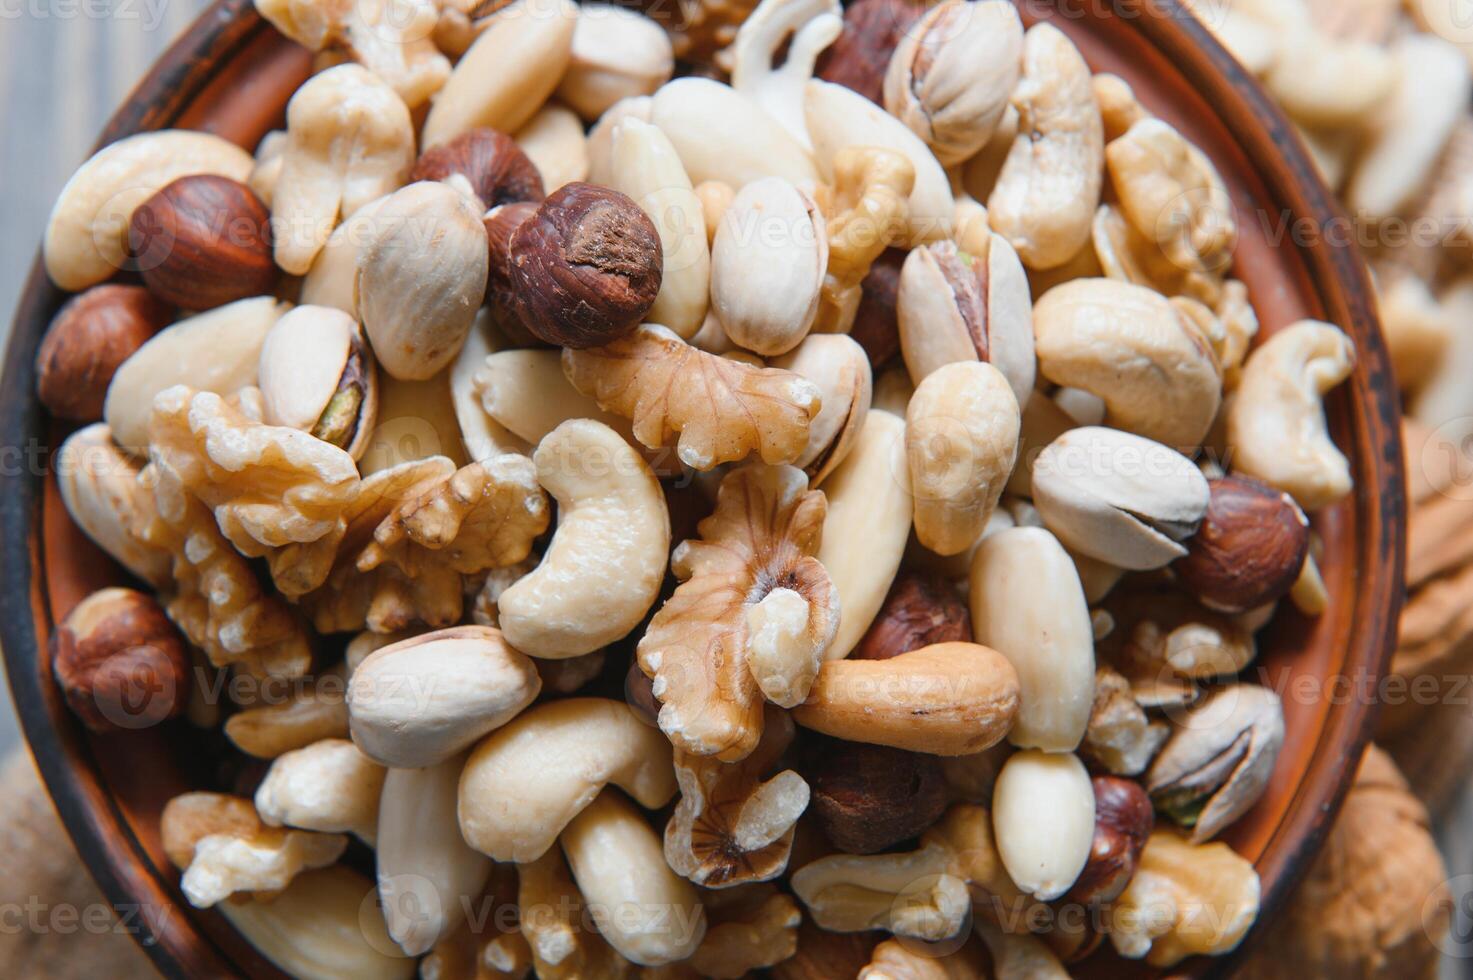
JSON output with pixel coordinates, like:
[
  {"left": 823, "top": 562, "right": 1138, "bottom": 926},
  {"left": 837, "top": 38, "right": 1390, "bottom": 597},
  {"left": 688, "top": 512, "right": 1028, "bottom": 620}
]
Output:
[
  {"left": 1347, "top": 34, "right": 1471, "bottom": 220},
  {"left": 219, "top": 867, "right": 415, "bottom": 980},
  {"left": 1226, "top": 320, "right": 1356, "bottom": 510},
  {"left": 254, "top": 0, "right": 450, "bottom": 108},
  {"left": 43, "top": 130, "right": 253, "bottom": 291},
  {"left": 457, "top": 698, "right": 678, "bottom": 862},
  {"left": 497, "top": 420, "right": 671, "bottom": 658},
  {"left": 987, "top": 23, "right": 1104, "bottom": 270},
  {"left": 792, "top": 642, "right": 1020, "bottom": 755},
  {"left": 272, "top": 64, "right": 415, "bottom": 275},
  {"left": 561, "top": 789, "right": 708, "bottom": 965},
  {"left": 377, "top": 753, "right": 493, "bottom": 956},
  {"left": 254, "top": 738, "right": 383, "bottom": 844},
  {"left": 729, "top": 0, "right": 842, "bottom": 151},
  {"left": 1033, "top": 278, "right": 1222, "bottom": 449}
]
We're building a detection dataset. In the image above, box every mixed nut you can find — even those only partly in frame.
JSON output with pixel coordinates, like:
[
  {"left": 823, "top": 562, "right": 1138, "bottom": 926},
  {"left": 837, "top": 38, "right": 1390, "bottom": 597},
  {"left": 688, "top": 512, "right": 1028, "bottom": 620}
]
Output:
[{"left": 34, "top": 0, "right": 1372, "bottom": 975}]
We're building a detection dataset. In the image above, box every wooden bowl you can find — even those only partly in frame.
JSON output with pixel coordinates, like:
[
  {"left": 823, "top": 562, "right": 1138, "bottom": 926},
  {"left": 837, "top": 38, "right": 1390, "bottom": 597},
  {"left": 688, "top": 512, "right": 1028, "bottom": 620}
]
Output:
[{"left": 0, "top": 0, "right": 1404, "bottom": 976}]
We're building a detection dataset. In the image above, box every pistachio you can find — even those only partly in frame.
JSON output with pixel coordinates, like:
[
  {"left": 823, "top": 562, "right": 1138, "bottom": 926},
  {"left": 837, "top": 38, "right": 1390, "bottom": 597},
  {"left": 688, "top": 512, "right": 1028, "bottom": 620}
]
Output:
[
  {"left": 897, "top": 238, "right": 1035, "bottom": 409},
  {"left": 356, "top": 181, "right": 490, "bottom": 381},
  {"left": 1031, "top": 427, "right": 1210, "bottom": 571},
  {"left": 257, "top": 306, "right": 378, "bottom": 460},
  {"left": 711, "top": 177, "right": 827, "bottom": 356},
  {"left": 906, "top": 361, "right": 1020, "bottom": 556},
  {"left": 883, "top": 0, "right": 1024, "bottom": 166},
  {"left": 1146, "top": 684, "right": 1284, "bottom": 842}
]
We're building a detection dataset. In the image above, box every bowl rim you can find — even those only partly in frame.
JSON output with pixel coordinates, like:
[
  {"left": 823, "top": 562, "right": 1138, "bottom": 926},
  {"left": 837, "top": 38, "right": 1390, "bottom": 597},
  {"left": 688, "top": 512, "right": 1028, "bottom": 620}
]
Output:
[{"left": 0, "top": 0, "right": 1405, "bottom": 977}]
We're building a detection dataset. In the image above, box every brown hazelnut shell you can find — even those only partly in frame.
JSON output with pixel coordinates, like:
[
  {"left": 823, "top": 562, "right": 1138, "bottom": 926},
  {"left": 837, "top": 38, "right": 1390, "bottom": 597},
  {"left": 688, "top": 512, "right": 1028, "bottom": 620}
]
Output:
[
  {"left": 851, "top": 570, "right": 973, "bottom": 660},
  {"left": 128, "top": 174, "right": 276, "bottom": 311},
  {"left": 50, "top": 587, "right": 191, "bottom": 734},
  {"left": 804, "top": 738, "right": 949, "bottom": 854},
  {"left": 1063, "top": 775, "right": 1154, "bottom": 906},
  {"left": 1175, "top": 475, "right": 1310, "bottom": 613},
  {"left": 36, "top": 284, "right": 169, "bottom": 420},
  {"left": 411, "top": 128, "right": 545, "bottom": 211},
  {"left": 508, "top": 182, "right": 663, "bottom": 349},
  {"left": 848, "top": 246, "right": 907, "bottom": 370},
  {"left": 816, "top": 0, "right": 930, "bottom": 104}
]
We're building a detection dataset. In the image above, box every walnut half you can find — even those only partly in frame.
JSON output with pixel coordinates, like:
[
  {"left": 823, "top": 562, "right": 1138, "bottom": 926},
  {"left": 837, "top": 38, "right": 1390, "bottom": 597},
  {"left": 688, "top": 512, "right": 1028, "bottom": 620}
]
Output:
[
  {"left": 665, "top": 708, "right": 810, "bottom": 889},
  {"left": 638, "top": 464, "right": 839, "bottom": 762}
]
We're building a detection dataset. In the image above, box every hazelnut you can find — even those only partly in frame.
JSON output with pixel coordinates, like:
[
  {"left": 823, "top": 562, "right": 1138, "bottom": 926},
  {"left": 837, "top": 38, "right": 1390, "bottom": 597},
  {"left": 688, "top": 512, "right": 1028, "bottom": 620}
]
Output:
[
  {"left": 804, "top": 738, "right": 949, "bottom": 854},
  {"left": 409, "top": 128, "right": 546, "bottom": 211},
  {"left": 851, "top": 570, "right": 972, "bottom": 661},
  {"left": 35, "top": 284, "right": 169, "bottom": 420},
  {"left": 483, "top": 201, "right": 547, "bottom": 348},
  {"left": 816, "top": 0, "right": 929, "bottom": 105},
  {"left": 1064, "top": 776, "right": 1154, "bottom": 907},
  {"left": 848, "top": 246, "right": 905, "bottom": 370},
  {"left": 1175, "top": 476, "right": 1311, "bottom": 614},
  {"left": 508, "top": 182, "right": 664, "bottom": 348},
  {"left": 50, "top": 587, "right": 191, "bottom": 733},
  {"left": 127, "top": 174, "right": 276, "bottom": 311}
]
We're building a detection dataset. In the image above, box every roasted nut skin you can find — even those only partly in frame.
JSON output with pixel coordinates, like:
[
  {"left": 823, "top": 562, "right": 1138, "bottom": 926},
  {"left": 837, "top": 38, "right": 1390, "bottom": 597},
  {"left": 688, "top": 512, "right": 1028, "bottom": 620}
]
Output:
[
  {"left": 127, "top": 174, "right": 276, "bottom": 310},
  {"left": 50, "top": 587, "right": 191, "bottom": 733},
  {"left": 1176, "top": 476, "right": 1311, "bottom": 614},
  {"left": 483, "top": 201, "right": 545, "bottom": 347},
  {"left": 36, "top": 285, "right": 169, "bottom": 420},
  {"left": 852, "top": 571, "right": 972, "bottom": 661},
  {"left": 1065, "top": 776, "right": 1154, "bottom": 906},
  {"left": 509, "top": 182, "right": 663, "bottom": 348},
  {"left": 848, "top": 247, "right": 905, "bottom": 369},
  {"left": 805, "top": 739, "right": 949, "bottom": 854},
  {"left": 816, "top": 0, "right": 927, "bottom": 104},
  {"left": 410, "top": 128, "right": 546, "bottom": 211}
]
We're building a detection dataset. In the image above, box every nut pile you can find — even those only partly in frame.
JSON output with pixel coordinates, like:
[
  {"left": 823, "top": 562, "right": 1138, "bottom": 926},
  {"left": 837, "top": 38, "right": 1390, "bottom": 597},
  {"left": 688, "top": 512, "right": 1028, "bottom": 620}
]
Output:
[{"left": 35, "top": 0, "right": 1363, "bottom": 975}]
